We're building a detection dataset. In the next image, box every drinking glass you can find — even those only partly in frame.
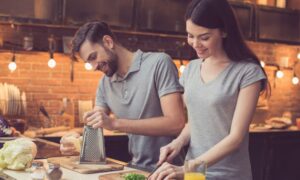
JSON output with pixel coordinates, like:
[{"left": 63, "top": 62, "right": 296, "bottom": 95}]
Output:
[{"left": 184, "top": 160, "right": 206, "bottom": 180}]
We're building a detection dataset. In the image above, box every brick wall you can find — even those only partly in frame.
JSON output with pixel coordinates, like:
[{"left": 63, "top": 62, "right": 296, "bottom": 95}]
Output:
[
  {"left": 248, "top": 41, "right": 300, "bottom": 121},
  {"left": 0, "top": 51, "right": 102, "bottom": 127},
  {"left": 0, "top": 40, "right": 300, "bottom": 128}
]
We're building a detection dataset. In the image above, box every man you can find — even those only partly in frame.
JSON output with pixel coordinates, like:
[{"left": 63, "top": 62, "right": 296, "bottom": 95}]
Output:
[{"left": 60, "top": 21, "right": 185, "bottom": 171}]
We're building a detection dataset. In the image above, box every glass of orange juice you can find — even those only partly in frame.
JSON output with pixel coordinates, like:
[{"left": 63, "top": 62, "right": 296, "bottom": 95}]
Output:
[{"left": 184, "top": 160, "right": 206, "bottom": 180}]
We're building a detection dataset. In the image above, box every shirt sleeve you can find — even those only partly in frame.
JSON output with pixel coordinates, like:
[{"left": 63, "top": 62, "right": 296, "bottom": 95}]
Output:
[
  {"left": 95, "top": 78, "right": 109, "bottom": 108},
  {"left": 240, "top": 63, "right": 266, "bottom": 89},
  {"left": 154, "top": 53, "right": 184, "bottom": 97}
]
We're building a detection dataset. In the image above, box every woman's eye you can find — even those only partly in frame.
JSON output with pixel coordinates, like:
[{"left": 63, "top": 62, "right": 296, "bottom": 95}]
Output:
[{"left": 201, "top": 36, "right": 210, "bottom": 41}]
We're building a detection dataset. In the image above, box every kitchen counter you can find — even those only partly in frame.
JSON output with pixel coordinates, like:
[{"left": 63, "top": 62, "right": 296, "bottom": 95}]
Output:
[
  {"left": 2, "top": 160, "right": 143, "bottom": 180},
  {"left": 0, "top": 137, "right": 148, "bottom": 180},
  {"left": 31, "top": 128, "right": 300, "bottom": 180}
]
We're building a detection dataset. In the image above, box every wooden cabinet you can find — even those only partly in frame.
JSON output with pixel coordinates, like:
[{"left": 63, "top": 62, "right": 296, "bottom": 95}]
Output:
[
  {"left": 64, "top": 0, "right": 134, "bottom": 28},
  {"left": 250, "top": 131, "right": 300, "bottom": 180},
  {"left": 135, "top": 0, "right": 190, "bottom": 34},
  {"left": 231, "top": 1, "right": 255, "bottom": 40},
  {"left": 256, "top": 6, "right": 300, "bottom": 44}
]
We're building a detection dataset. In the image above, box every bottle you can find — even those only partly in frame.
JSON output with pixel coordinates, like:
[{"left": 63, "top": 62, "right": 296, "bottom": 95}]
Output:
[{"left": 276, "top": 0, "right": 286, "bottom": 8}]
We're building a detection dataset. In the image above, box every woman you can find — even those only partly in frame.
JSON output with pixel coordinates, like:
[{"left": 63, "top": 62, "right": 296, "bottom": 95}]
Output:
[{"left": 149, "top": 0, "right": 269, "bottom": 179}]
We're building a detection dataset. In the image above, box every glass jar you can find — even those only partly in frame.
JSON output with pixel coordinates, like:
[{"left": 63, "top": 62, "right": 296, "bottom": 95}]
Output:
[
  {"left": 30, "top": 161, "right": 46, "bottom": 180},
  {"left": 184, "top": 160, "right": 206, "bottom": 180},
  {"left": 47, "top": 163, "right": 63, "bottom": 180}
]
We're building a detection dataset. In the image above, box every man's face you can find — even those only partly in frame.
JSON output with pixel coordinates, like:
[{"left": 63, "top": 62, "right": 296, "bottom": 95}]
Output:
[{"left": 79, "top": 40, "right": 118, "bottom": 77}]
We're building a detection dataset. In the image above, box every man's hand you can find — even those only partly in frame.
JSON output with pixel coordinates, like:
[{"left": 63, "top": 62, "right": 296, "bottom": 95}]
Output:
[
  {"left": 83, "top": 109, "right": 116, "bottom": 130},
  {"left": 60, "top": 132, "right": 81, "bottom": 155}
]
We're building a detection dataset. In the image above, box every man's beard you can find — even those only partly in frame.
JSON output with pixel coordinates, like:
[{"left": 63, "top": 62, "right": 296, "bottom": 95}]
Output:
[{"left": 102, "top": 47, "right": 118, "bottom": 77}]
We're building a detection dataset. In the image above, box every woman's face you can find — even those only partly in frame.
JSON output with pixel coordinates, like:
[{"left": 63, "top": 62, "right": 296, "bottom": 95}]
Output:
[{"left": 186, "top": 19, "right": 225, "bottom": 59}]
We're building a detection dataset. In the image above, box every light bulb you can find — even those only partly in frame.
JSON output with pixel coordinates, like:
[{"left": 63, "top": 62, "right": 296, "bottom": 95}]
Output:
[
  {"left": 276, "top": 70, "right": 284, "bottom": 78},
  {"left": 260, "top": 61, "right": 265, "bottom": 68},
  {"left": 8, "top": 61, "right": 17, "bottom": 72},
  {"left": 297, "top": 52, "right": 300, "bottom": 60},
  {"left": 179, "top": 65, "right": 185, "bottom": 73},
  {"left": 48, "top": 58, "right": 56, "bottom": 68},
  {"left": 292, "top": 76, "right": 299, "bottom": 85},
  {"left": 84, "top": 62, "right": 93, "bottom": 71}
]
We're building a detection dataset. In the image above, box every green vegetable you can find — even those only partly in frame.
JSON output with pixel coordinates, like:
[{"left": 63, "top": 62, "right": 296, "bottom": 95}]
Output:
[
  {"left": 0, "top": 138, "right": 37, "bottom": 170},
  {"left": 123, "top": 173, "right": 146, "bottom": 180}
]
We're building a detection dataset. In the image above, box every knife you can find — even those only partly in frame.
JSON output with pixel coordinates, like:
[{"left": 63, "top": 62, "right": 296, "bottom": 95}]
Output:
[
  {"left": 39, "top": 105, "right": 51, "bottom": 121},
  {"left": 147, "top": 163, "right": 163, "bottom": 180}
]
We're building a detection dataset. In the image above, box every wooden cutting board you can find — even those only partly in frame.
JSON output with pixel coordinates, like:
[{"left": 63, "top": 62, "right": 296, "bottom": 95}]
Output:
[
  {"left": 47, "top": 156, "right": 124, "bottom": 174},
  {"left": 98, "top": 170, "right": 149, "bottom": 180}
]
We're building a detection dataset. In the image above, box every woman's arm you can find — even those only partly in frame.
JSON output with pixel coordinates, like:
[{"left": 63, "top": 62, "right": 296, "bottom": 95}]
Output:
[{"left": 192, "top": 81, "right": 261, "bottom": 167}]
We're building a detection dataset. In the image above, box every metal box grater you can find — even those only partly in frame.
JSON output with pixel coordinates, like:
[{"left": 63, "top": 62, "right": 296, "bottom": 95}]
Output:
[{"left": 79, "top": 125, "right": 106, "bottom": 164}]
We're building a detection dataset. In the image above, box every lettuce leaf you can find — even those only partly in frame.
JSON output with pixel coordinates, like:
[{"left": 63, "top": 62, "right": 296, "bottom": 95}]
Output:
[{"left": 0, "top": 138, "right": 37, "bottom": 170}]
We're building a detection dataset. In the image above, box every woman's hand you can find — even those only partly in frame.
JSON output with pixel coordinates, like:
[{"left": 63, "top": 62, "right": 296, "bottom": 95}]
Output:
[
  {"left": 148, "top": 162, "right": 184, "bottom": 180},
  {"left": 157, "top": 139, "right": 184, "bottom": 166}
]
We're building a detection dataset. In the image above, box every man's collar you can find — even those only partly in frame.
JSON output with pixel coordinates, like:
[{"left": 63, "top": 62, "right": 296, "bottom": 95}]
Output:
[{"left": 110, "top": 49, "right": 143, "bottom": 82}]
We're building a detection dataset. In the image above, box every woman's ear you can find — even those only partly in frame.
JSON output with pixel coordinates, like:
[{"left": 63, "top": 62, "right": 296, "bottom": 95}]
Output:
[{"left": 102, "top": 35, "right": 114, "bottom": 49}]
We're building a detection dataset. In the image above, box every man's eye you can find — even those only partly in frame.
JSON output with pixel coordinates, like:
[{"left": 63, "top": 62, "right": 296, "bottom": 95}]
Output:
[{"left": 88, "top": 55, "right": 97, "bottom": 62}]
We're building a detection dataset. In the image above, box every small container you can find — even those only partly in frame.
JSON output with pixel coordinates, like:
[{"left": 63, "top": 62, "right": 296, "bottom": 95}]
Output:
[
  {"left": 184, "top": 160, "right": 206, "bottom": 180},
  {"left": 47, "top": 163, "right": 63, "bottom": 180},
  {"left": 30, "top": 161, "right": 46, "bottom": 180},
  {"left": 276, "top": 0, "right": 286, "bottom": 8},
  {"left": 23, "top": 36, "right": 33, "bottom": 51}
]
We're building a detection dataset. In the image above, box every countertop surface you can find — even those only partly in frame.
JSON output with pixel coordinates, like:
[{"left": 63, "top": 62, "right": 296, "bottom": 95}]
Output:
[
  {"left": 39, "top": 128, "right": 126, "bottom": 137},
  {"left": 2, "top": 160, "right": 142, "bottom": 180}
]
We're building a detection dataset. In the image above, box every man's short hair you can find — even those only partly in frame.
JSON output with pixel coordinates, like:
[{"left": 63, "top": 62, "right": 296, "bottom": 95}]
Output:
[{"left": 71, "top": 21, "right": 116, "bottom": 61}]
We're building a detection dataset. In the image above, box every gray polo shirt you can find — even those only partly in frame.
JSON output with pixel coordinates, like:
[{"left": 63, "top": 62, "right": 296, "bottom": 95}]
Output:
[
  {"left": 180, "top": 59, "right": 266, "bottom": 180},
  {"left": 95, "top": 49, "right": 184, "bottom": 170}
]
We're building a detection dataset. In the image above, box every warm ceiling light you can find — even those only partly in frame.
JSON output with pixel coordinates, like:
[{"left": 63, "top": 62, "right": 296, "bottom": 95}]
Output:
[
  {"left": 8, "top": 51, "right": 17, "bottom": 72},
  {"left": 292, "top": 76, "right": 299, "bottom": 85},
  {"left": 179, "top": 65, "right": 185, "bottom": 73},
  {"left": 297, "top": 52, "right": 300, "bottom": 60},
  {"left": 48, "top": 58, "right": 56, "bottom": 68},
  {"left": 179, "top": 60, "right": 185, "bottom": 73},
  {"left": 84, "top": 62, "right": 93, "bottom": 71},
  {"left": 276, "top": 70, "right": 284, "bottom": 78},
  {"left": 260, "top": 61, "right": 265, "bottom": 68},
  {"left": 8, "top": 61, "right": 17, "bottom": 72},
  {"left": 48, "top": 35, "right": 56, "bottom": 69}
]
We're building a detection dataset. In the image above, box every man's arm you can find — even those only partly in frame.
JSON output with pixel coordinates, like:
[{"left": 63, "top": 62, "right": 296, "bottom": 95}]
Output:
[
  {"left": 93, "top": 105, "right": 110, "bottom": 114},
  {"left": 114, "top": 92, "right": 185, "bottom": 136},
  {"left": 85, "top": 92, "right": 185, "bottom": 136}
]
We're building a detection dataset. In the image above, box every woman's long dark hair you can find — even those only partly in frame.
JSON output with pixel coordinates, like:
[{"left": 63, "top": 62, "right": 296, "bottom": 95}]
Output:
[{"left": 185, "top": 0, "right": 270, "bottom": 96}]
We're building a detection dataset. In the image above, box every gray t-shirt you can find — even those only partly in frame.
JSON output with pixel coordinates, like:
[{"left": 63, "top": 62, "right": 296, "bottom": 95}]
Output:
[
  {"left": 180, "top": 59, "right": 266, "bottom": 180},
  {"left": 96, "top": 50, "right": 184, "bottom": 170}
]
